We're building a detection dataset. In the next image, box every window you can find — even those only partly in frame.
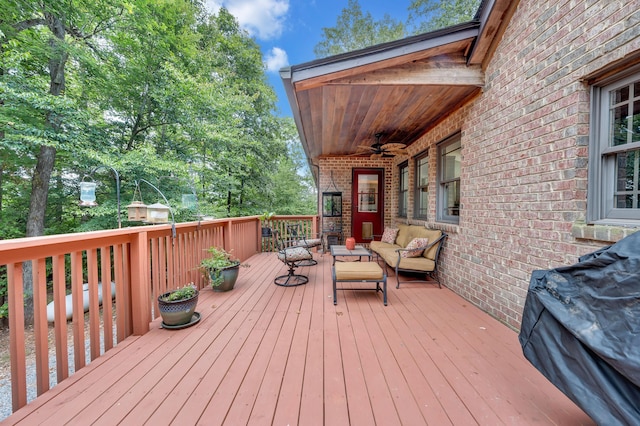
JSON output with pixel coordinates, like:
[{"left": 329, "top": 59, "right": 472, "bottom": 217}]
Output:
[
  {"left": 437, "top": 134, "right": 461, "bottom": 223},
  {"left": 398, "top": 161, "right": 408, "bottom": 217},
  {"left": 414, "top": 152, "right": 429, "bottom": 219},
  {"left": 589, "top": 72, "right": 640, "bottom": 222}
]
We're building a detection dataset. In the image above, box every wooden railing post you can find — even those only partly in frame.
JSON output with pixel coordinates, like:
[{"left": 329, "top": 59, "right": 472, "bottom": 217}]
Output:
[
  {"left": 223, "top": 219, "right": 233, "bottom": 253},
  {"left": 313, "top": 215, "right": 319, "bottom": 237},
  {"left": 8, "top": 262, "right": 26, "bottom": 411},
  {"left": 130, "top": 231, "right": 150, "bottom": 335}
]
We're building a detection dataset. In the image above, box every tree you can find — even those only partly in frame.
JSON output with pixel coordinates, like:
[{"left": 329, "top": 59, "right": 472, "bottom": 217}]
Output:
[
  {"left": 314, "top": 0, "right": 406, "bottom": 58},
  {"left": 192, "top": 8, "right": 284, "bottom": 218},
  {"left": 408, "top": 0, "right": 481, "bottom": 33},
  {"left": 0, "top": 1, "right": 312, "bottom": 320},
  {"left": 1, "top": 0, "right": 126, "bottom": 321},
  {"left": 0, "top": 1, "right": 126, "bottom": 239},
  {"left": 314, "top": 0, "right": 482, "bottom": 59}
]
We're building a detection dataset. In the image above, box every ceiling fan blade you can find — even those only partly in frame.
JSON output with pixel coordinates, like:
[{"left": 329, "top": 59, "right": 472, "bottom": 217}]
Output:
[
  {"left": 387, "top": 148, "right": 408, "bottom": 155},
  {"left": 381, "top": 143, "right": 407, "bottom": 150},
  {"left": 370, "top": 153, "right": 384, "bottom": 159},
  {"left": 355, "top": 145, "right": 375, "bottom": 152}
]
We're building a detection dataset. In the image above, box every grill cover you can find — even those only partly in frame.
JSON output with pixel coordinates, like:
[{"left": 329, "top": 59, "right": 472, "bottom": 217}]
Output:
[{"left": 519, "top": 232, "right": 640, "bottom": 425}]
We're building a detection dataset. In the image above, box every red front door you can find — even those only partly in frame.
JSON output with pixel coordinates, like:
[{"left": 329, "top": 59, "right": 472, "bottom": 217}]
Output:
[{"left": 351, "top": 168, "right": 384, "bottom": 243}]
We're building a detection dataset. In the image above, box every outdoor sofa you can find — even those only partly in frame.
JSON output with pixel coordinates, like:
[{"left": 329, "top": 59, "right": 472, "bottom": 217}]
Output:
[{"left": 370, "top": 224, "right": 447, "bottom": 288}]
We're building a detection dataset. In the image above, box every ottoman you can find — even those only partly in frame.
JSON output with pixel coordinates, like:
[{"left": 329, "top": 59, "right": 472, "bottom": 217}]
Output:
[{"left": 332, "top": 262, "right": 387, "bottom": 306}]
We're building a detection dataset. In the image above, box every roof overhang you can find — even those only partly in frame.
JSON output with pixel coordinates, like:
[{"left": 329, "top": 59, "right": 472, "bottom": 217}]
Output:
[{"left": 281, "top": 0, "right": 516, "bottom": 175}]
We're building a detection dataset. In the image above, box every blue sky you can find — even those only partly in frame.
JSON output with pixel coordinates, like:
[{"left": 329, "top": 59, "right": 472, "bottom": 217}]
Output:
[{"left": 204, "top": 0, "right": 413, "bottom": 116}]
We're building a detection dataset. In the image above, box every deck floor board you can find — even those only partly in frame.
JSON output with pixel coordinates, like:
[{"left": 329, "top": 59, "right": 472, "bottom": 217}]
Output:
[{"left": 3, "top": 252, "right": 594, "bottom": 426}]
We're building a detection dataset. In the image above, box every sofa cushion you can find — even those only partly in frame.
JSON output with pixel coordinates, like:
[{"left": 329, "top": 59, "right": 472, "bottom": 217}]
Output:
[
  {"left": 401, "top": 237, "right": 429, "bottom": 258},
  {"left": 397, "top": 256, "right": 436, "bottom": 272},
  {"left": 370, "top": 241, "right": 400, "bottom": 253},
  {"left": 381, "top": 228, "right": 399, "bottom": 244},
  {"left": 376, "top": 246, "right": 436, "bottom": 271},
  {"left": 395, "top": 224, "right": 413, "bottom": 248},
  {"left": 419, "top": 229, "right": 443, "bottom": 260}
]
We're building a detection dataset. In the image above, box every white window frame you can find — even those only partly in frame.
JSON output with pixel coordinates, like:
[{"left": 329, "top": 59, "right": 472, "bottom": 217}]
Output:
[{"left": 588, "top": 71, "right": 640, "bottom": 223}]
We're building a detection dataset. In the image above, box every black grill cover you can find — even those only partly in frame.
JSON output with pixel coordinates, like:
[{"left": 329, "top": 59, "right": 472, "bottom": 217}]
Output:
[{"left": 519, "top": 232, "right": 640, "bottom": 425}]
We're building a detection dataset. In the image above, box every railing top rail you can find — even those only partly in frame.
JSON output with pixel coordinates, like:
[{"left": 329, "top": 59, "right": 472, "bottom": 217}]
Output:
[{"left": 0, "top": 216, "right": 319, "bottom": 265}]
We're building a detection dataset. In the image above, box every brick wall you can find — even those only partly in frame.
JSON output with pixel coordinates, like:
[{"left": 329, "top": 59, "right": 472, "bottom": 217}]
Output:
[
  {"left": 318, "top": 157, "right": 393, "bottom": 239},
  {"left": 316, "top": 1, "right": 640, "bottom": 329},
  {"left": 440, "top": 0, "right": 640, "bottom": 328}
]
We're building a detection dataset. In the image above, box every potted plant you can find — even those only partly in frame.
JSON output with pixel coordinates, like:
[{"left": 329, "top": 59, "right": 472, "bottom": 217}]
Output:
[
  {"left": 157, "top": 283, "right": 199, "bottom": 326},
  {"left": 200, "top": 246, "right": 248, "bottom": 292},
  {"left": 259, "top": 211, "right": 275, "bottom": 237}
]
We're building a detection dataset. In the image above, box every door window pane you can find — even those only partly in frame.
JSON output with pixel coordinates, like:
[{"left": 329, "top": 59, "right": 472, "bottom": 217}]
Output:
[{"left": 358, "top": 174, "right": 378, "bottom": 213}]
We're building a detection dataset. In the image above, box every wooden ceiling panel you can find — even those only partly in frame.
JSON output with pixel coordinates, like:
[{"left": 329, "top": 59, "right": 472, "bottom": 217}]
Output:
[
  {"left": 301, "top": 83, "right": 479, "bottom": 159},
  {"left": 285, "top": 18, "right": 509, "bottom": 162}
]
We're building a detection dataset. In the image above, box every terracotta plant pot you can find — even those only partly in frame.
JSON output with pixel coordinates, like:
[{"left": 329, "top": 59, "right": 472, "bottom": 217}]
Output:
[{"left": 345, "top": 237, "right": 356, "bottom": 250}]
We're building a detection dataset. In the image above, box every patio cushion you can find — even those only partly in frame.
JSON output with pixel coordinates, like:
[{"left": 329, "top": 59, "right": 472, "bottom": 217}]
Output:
[
  {"left": 293, "top": 238, "right": 321, "bottom": 248},
  {"left": 334, "top": 262, "right": 384, "bottom": 280},
  {"left": 401, "top": 237, "right": 429, "bottom": 258},
  {"left": 419, "top": 229, "right": 443, "bottom": 260},
  {"left": 395, "top": 224, "right": 413, "bottom": 248},
  {"left": 370, "top": 241, "right": 400, "bottom": 253},
  {"left": 381, "top": 228, "right": 399, "bottom": 244},
  {"left": 277, "top": 247, "right": 312, "bottom": 262}
]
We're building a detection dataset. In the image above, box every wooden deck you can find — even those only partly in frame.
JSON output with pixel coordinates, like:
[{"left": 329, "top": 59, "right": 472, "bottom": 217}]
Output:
[{"left": 2, "top": 252, "right": 593, "bottom": 425}]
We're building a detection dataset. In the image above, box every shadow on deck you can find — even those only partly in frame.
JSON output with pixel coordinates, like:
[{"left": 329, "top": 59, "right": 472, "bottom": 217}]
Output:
[{"left": 2, "top": 251, "right": 593, "bottom": 425}]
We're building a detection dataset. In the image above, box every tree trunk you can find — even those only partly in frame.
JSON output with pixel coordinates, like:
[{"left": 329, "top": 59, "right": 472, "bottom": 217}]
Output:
[{"left": 23, "top": 12, "right": 68, "bottom": 323}]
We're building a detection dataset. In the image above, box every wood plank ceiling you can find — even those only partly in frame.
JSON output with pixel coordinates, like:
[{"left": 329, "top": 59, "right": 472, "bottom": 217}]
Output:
[{"left": 285, "top": 34, "right": 483, "bottom": 162}]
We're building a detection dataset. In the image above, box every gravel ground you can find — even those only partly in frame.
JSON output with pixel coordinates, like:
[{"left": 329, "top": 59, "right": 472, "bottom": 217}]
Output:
[{"left": 0, "top": 306, "right": 116, "bottom": 421}]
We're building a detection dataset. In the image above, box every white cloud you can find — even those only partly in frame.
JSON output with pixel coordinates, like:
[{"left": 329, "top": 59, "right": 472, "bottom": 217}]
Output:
[
  {"left": 264, "top": 47, "right": 289, "bottom": 73},
  {"left": 205, "top": 0, "right": 289, "bottom": 41}
]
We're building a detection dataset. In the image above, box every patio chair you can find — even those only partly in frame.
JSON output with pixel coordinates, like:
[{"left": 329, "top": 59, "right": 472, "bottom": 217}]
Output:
[
  {"left": 274, "top": 230, "right": 314, "bottom": 287},
  {"left": 286, "top": 223, "right": 322, "bottom": 266}
]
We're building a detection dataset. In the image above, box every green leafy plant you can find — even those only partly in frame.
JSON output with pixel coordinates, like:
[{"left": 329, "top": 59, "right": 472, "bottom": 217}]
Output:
[
  {"left": 160, "top": 283, "right": 197, "bottom": 302},
  {"left": 259, "top": 211, "right": 275, "bottom": 221},
  {"left": 200, "top": 247, "right": 248, "bottom": 287}
]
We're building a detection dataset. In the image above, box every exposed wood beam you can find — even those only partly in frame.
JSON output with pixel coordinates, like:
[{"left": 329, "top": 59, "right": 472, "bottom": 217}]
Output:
[
  {"left": 293, "top": 39, "right": 474, "bottom": 92},
  {"left": 328, "top": 63, "right": 485, "bottom": 87}
]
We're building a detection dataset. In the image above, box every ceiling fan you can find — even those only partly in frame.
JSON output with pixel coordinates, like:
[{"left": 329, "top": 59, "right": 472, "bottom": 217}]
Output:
[{"left": 353, "top": 133, "right": 408, "bottom": 159}]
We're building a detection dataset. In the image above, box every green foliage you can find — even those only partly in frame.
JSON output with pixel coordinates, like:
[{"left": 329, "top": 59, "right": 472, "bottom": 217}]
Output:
[
  {"left": 160, "top": 284, "right": 197, "bottom": 302},
  {"left": 314, "top": 0, "right": 406, "bottom": 58},
  {"left": 199, "top": 246, "right": 246, "bottom": 287},
  {"left": 0, "top": 0, "right": 312, "bottom": 240},
  {"left": 408, "top": 0, "right": 482, "bottom": 33},
  {"left": 314, "top": 0, "right": 482, "bottom": 58},
  {"left": 0, "top": 0, "right": 315, "bottom": 315},
  {"left": 0, "top": 268, "right": 6, "bottom": 319},
  {"left": 259, "top": 212, "right": 275, "bottom": 221}
]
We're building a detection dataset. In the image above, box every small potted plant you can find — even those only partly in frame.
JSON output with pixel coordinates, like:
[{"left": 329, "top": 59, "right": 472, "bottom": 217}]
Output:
[
  {"left": 200, "top": 247, "right": 248, "bottom": 292},
  {"left": 157, "top": 283, "right": 199, "bottom": 326},
  {"left": 259, "top": 212, "right": 275, "bottom": 237}
]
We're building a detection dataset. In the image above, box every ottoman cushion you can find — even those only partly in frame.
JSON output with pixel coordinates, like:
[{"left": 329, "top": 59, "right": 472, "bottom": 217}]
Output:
[{"left": 334, "top": 262, "right": 383, "bottom": 280}]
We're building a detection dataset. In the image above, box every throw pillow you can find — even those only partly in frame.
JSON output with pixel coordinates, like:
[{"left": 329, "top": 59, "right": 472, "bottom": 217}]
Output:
[
  {"left": 401, "top": 237, "right": 430, "bottom": 258},
  {"left": 381, "top": 228, "right": 399, "bottom": 244}
]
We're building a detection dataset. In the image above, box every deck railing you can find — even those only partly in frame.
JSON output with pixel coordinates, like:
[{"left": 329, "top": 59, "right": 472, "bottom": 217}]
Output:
[{"left": 1, "top": 214, "right": 318, "bottom": 414}]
